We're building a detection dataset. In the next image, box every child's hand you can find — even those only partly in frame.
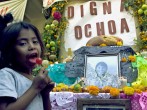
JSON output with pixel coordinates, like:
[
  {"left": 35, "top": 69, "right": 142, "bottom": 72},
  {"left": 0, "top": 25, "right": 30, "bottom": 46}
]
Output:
[
  {"left": 31, "top": 67, "right": 51, "bottom": 92},
  {"left": 41, "top": 81, "right": 54, "bottom": 95}
]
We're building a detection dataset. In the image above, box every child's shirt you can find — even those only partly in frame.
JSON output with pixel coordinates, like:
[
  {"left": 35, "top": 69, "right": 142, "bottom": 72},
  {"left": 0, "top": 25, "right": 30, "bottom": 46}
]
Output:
[{"left": 0, "top": 67, "right": 44, "bottom": 110}]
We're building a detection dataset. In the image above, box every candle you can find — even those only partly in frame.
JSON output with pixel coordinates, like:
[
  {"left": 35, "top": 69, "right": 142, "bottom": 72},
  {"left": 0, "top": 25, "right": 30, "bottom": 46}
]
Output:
[{"left": 119, "top": 77, "right": 127, "bottom": 88}]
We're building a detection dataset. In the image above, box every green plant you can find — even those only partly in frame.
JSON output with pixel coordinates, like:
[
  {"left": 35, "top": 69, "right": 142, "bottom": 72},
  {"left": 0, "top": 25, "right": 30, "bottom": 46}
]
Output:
[
  {"left": 124, "top": 0, "right": 147, "bottom": 51},
  {"left": 43, "top": 1, "right": 68, "bottom": 63}
]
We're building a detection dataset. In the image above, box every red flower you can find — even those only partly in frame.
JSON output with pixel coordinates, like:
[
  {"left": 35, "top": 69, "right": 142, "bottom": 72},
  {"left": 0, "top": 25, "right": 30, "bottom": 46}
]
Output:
[{"left": 53, "top": 11, "right": 62, "bottom": 21}]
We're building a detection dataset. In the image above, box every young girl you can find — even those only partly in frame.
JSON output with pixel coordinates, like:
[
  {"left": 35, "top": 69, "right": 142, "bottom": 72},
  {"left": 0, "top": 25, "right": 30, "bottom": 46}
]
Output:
[{"left": 0, "top": 17, "right": 54, "bottom": 110}]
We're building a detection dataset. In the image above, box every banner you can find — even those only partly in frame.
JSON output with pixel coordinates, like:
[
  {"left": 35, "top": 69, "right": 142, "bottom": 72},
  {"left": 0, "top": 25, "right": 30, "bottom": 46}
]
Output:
[
  {"left": 43, "top": 0, "right": 66, "bottom": 8},
  {"left": 63, "top": 0, "right": 137, "bottom": 51},
  {"left": 0, "top": 0, "right": 27, "bottom": 21}
]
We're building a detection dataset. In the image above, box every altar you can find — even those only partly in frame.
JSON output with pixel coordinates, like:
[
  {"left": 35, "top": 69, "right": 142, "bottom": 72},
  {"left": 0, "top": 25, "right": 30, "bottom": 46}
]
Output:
[{"left": 50, "top": 92, "right": 146, "bottom": 110}]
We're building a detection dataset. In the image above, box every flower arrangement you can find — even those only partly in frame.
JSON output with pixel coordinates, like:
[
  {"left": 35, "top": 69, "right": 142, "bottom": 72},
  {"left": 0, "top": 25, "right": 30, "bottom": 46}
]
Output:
[
  {"left": 52, "top": 83, "right": 147, "bottom": 98},
  {"left": 124, "top": 0, "right": 147, "bottom": 51},
  {"left": 43, "top": 1, "right": 68, "bottom": 63},
  {"left": 121, "top": 55, "right": 136, "bottom": 62}
]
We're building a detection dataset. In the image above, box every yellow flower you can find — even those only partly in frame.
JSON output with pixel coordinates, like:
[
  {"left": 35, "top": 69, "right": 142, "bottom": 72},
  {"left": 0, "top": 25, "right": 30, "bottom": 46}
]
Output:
[
  {"left": 87, "top": 85, "right": 99, "bottom": 96},
  {"left": 100, "top": 43, "right": 107, "bottom": 46},
  {"left": 86, "top": 44, "right": 91, "bottom": 46},
  {"left": 121, "top": 57, "right": 127, "bottom": 62},
  {"left": 102, "top": 86, "right": 112, "bottom": 93},
  {"left": 52, "top": 7, "right": 57, "bottom": 12},
  {"left": 128, "top": 55, "right": 136, "bottom": 62},
  {"left": 110, "top": 88, "right": 120, "bottom": 97},
  {"left": 123, "top": 86, "right": 134, "bottom": 95},
  {"left": 52, "top": 87, "right": 62, "bottom": 92},
  {"left": 117, "top": 41, "right": 123, "bottom": 46}
]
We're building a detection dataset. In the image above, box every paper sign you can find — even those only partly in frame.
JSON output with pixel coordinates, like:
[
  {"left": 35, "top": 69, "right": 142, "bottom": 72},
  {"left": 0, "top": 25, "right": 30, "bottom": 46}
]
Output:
[{"left": 63, "top": 0, "right": 137, "bottom": 51}]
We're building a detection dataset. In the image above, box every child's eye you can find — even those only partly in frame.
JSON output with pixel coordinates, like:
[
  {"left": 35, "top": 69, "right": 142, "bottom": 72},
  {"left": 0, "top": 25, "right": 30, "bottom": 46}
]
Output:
[
  {"left": 33, "top": 40, "right": 39, "bottom": 44},
  {"left": 18, "top": 42, "right": 27, "bottom": 46}
]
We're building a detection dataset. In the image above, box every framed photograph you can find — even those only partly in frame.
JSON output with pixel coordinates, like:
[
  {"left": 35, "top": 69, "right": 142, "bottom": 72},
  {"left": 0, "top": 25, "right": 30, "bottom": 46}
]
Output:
[
  {"left": 77, "top": 99, "right": 131, "bottom": 110},
  {"left": 84, "top": 53, "right": 120, "bottom": 88}
]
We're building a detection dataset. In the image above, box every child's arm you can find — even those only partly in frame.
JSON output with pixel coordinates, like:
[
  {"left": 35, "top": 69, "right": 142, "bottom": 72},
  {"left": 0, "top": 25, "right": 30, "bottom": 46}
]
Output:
[
  {"left": 0, "top": 86, "right": 40, "bottom": 110},
  {"left": 41, "top": 82, "right": 54, "bottom": 110}
]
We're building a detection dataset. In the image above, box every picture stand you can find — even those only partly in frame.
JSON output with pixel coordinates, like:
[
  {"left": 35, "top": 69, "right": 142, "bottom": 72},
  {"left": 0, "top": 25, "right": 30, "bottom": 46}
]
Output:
[{"left": 65, "top": 46, "right": 138, "bottom": 83}]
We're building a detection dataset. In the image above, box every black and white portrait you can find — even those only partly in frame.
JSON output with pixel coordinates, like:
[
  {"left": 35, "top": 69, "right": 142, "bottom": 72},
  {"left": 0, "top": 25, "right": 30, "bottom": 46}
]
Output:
[{"left": 85, "top": 54, "right": 120, "bottom": 88}]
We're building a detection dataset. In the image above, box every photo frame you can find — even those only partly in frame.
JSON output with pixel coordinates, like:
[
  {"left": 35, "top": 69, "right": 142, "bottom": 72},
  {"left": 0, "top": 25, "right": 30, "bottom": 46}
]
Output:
[
  {"left": 84, "top": 53, "right": 120, "bottom": 88},
  {"left": 77, "top": 98, "right": 131, "bottom": 110}
]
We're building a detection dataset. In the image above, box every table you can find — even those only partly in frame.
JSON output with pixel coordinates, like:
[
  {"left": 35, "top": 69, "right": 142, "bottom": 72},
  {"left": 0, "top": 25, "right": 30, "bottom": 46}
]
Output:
[{"left": 50, "top": 92, "right": 147, "bottom": 110}]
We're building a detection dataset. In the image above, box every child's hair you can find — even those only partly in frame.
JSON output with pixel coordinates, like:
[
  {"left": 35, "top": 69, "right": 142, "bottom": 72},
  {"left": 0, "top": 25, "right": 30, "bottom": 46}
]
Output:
[
  {"left": 0, "top": 21, "right": 45, "bottom": 69},
  {"left": 95, "top": 61, "right": 108, "bottom": 72},
  {"left": 0, "top": 13, "right": 13, "bottom": 37}
]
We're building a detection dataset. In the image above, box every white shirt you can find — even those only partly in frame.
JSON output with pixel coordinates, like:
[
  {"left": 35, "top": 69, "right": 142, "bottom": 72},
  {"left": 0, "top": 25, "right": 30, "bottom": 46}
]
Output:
[{"left": 0, "top": 67, "right": 44, "bottom": 110}]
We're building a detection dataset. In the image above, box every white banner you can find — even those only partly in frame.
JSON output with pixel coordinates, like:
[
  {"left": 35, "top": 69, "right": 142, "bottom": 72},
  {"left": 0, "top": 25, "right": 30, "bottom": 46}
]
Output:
[
  {"left": 0, "top": 0, "right": 27, "bottom": 21},
  {"left": 43, "top": 0, "right": 66, "bottom": 8},
  {"left": 64, "top": 0, "right": 137, "bottom": 51}
]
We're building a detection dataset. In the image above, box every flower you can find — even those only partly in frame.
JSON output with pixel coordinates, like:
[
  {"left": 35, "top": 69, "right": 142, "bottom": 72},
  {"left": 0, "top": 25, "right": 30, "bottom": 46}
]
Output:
[
  {"left": 87, "top": 85, "right": 100, "bottom": 96},
  {"left": 134, "top": 89, "right": 142, "bottom": 94},
  {"left": 116, "top": 41, "right": 123, "bottom": 46},
  {"left": 128, "top": 55, "right": 136, "bottom": 62},
  {"left": 123, "top": 86, "right": 134, "bottom": 95},
  {"left": 110, "top": 87, "right": 120, "bottom": 97},
  {"left": 121, "top": 57, "right": 127, "bottom": 62},
  {"left": 102, "top": 86, "right": 112, "bottom": 93},
  {"left": 43, "top": 1, "right": 68, "bottom": 63},
  {"left": 53, "top": 11, "right": 62, "bottom": 21},
  {"left": 100, "top": 43, "right": 107, "bottom": 46}
]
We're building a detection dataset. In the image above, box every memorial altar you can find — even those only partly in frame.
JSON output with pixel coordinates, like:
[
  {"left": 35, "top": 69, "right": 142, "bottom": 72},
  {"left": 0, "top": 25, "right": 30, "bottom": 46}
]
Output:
[
  {"left": 42, "top": 1, "right": 147, "bottom": 110},
  {"left": 50, "top": 92, "right": 147, "bottom": 110}
]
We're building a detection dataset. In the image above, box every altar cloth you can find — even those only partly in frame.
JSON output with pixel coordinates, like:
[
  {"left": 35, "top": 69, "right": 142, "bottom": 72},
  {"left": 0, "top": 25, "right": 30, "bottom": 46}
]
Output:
[{"left": 50, "top": 92, "right": 146, "bottom": 110}]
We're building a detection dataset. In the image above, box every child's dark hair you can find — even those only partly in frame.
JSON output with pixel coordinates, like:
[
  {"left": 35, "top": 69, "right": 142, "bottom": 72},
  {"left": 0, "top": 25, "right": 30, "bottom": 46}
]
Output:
[
  {"left": 0, "top": 21, "right": 45, "bottom": 69},
  {"left": 95, "top": 62, "right": 108, "bottom": 70},
  {"left": 0, "top": 13, "right": 13, "bottom": 37}
]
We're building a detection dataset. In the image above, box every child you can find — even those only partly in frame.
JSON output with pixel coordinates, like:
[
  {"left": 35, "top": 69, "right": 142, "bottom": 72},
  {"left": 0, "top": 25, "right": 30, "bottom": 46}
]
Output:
[
  {"left": 95, "top": 62, "right": 119, "bottom": 88},
  {"left": 0, "top": 15, "right": 54, "bottom": 110},
  {"left": 95, "top": 62, "right": 108, "bottom": 77}
]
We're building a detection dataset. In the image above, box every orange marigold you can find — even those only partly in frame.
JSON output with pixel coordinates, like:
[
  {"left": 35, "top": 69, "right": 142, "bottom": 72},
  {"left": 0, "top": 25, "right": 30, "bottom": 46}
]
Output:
[
  {"left": 110, "top": 88, "right": 120, "bottom": 97},
  {"left": 134, "top": 89, "right": 142, "bottom": 94},
  {"left": 128, "top": 55, "right": 136, "bottom": 62},
  {"left": 121, "top": 57, "right": 127, "bottom": 62},
  {"left": 102, "top": 86, "right": 112, "bottom": 93},
  {"left": 87, "top": 85, "right": 99, "bottom": 96},
  {"left": 100, "top": 43, "right": 107, "bottom": 46}
]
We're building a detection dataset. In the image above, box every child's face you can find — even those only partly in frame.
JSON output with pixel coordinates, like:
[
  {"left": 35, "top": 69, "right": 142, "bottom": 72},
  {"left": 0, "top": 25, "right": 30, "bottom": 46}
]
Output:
[
  {"left": 14, "top": 29, "right": 42, "bottom": 70},
  {"left": 96, "top": 65, "right": 107, "bottom": 76}
]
